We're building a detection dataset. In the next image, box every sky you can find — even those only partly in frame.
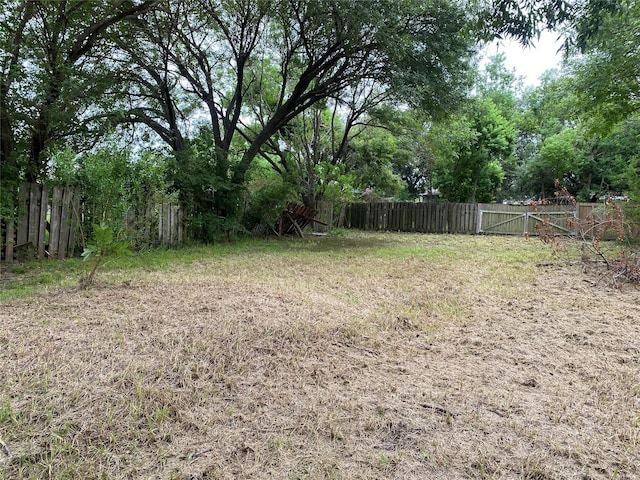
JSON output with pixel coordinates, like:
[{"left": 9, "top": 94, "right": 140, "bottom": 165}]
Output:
[{"left": 484, "top": 30, "right": 565, "bottom": 87}]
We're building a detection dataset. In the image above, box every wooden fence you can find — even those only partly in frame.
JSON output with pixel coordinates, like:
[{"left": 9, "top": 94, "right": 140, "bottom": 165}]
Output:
[
  {"left": 0, "top": 183, "right": 80, "bottom": 262},
  {"left": 345, "top": 201, "right": 604, "bottom": 235},
  {"left": 157, "top": 202, "right": 184, "bottom": 246},
  {"left": 2, "top": 185, "right": 620, "bottom": 262},
  {"left": 1, "top": 183, "right": 184, "bottom": 262},
  {"left": 313, "top": 201, "right": 334, "bottom": 233},
  {"left": 345, "top": 202, "right": 478, "bottom": 233}
]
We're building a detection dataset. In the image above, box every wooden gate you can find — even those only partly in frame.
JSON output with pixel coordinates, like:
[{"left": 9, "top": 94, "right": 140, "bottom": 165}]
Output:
[{"left": 477, "top": 204, "right": 576, "bottom": 235}]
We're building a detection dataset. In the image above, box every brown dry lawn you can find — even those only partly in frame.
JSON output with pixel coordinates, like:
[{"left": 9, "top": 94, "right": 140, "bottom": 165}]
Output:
[{"left": 1, "top": 232, "right": 639, "bottom": 479}]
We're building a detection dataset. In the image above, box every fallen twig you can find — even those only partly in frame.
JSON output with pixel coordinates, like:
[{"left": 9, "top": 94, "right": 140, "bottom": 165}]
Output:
[
  {"left": 187, "top": 448, "right": 213, "bottom": 463},
  {"left": 0, "top": 436, "right": 11, "bottom": 459},
  {"left": 420, "top": 404, "right": 457, "bottom": 417}
]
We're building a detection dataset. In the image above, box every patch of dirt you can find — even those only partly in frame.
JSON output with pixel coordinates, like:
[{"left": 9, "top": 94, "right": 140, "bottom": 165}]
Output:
[{"left": 1, "top": 237, "right": 639, "bottom": 479}]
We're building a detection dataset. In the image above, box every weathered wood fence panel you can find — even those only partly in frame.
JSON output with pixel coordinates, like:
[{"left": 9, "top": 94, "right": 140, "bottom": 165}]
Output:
[
  {"left": 345, "top": 202, "right": 615, "bottom": 236},
  {"left": 477, "top": 203, "right": 577, "bottom": 235},
  {"left": 346, "top": 202, "right": 479, "bottom": 234},
  {"left": 1, "top": 183, "right": 184, "bottom": 262},
  {"left": 157, "top": 202, "right": 184, "bottom": 246},
  {"left": 449, "top": 203, "right": 477, "bottom": 233},
  {"left": 2, "top": 183, "right": 81, "bottom": 262}
]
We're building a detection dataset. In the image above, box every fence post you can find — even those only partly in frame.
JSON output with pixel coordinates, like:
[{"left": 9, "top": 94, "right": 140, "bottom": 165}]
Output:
[
  {"left": 171, "top": 203, "right": 179, "bottom": 244},
  {"left": 37, "top": 185, "right": 48, "bottom": 258},
  {"left": 365, "top": 203, "right": 370, "bottom": 230},
  {"left": 68, "top": 191, "right": 80, "bottom": 256},
  {"left": 49, "top": 187, "right": 62, "bottom": 258},
  {"left": 158, "top": 203, "right": 164, "bottom": 244},
  {"left": 177, "top": 204, "right": 184, "bottom": 244},
  {"left": 57, "top": 187, "right": 74, "bottom": 259}
]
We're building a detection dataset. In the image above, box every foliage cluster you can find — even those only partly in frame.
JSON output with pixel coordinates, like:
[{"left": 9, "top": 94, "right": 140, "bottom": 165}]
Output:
[
  {"left": 49, "top": 147, "right": 173, "bottom": 249},
  {"left": 79, "top": 223, "right": 133, "bottom": 288},
  {"left": 536, "top": 184, "right": 640, "bottom": 287},
  {"left": 1, "top": 0, "right": 638, "bottom": 244}
]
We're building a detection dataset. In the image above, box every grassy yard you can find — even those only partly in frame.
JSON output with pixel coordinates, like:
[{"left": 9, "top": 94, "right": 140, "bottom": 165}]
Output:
[{"left": 1, "top": 232, "right": 639, "bottom": 479}]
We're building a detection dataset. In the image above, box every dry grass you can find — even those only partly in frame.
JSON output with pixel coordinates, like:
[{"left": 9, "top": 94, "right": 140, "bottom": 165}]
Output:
[{"left": 1, "top": 232, "right": 639, "bottom": 479}]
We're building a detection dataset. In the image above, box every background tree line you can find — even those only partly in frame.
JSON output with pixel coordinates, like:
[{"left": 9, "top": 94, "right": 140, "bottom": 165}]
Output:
[{"left": 1, "top": 0, "right": 636, "bottom": 243}]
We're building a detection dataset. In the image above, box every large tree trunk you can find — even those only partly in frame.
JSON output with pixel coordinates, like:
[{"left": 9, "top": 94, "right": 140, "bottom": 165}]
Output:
[
  {"left": 211, "top": 148, "right": 239, "bottom": 221},
  {"left": 0, "top": 85, "right": 16, "bottom": 176},
  {"left": 27, "top": 114, "right": 50, "bottom": 183},
  {"left": 0, "top": 84, "right": 20, "bottom": 216},
  {"left": 302, "top": 192, "right": 317, "bottom": 209}
]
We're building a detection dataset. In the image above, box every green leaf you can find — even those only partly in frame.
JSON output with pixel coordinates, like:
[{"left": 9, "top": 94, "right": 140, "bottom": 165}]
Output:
[{"left": 81, "top": 245, "right": 97, "bottom": 261}]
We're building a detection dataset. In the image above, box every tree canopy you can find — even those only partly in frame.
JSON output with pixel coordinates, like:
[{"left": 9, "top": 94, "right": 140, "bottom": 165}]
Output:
[{"left": 2, "top": 0, "right": 638, "bottom": 241}]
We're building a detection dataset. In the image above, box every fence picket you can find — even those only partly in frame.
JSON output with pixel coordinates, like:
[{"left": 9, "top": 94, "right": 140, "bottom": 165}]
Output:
[
  {"left": 49, "top": 187, "right": 63, "bottom": 258},
  {"left": 68, "top": 193, "right": 80, "bottom": 255},
  {"left": 411, "top": 203, "right": 418, "bottom": 232},
  {"left": 4, "top": 221, "right": 14, "bottom": 262},
  {"left": 58, "top": 187, "right": 74, "bottom": 259},
  {"left": 37, "top": 185, "right": 48, "bottom": 258}
]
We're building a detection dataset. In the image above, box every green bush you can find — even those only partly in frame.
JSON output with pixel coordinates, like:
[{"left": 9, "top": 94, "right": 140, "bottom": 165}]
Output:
[
  {"left": 167, "top": 133, "right": 240, "bottom": 242},
  {"left": 80, "top": 223, "right": 132, "bottom": 288},
  {"left": 49, "top": 145, "right": 173, "bottom": 249},
  {"left": 244, "top": 175, "right": 297, "bottom": 231}
]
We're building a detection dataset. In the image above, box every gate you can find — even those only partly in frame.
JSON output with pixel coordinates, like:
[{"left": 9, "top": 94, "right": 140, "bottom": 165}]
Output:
[{"left": 477, "top": 204, "right": 576, "bottom": 235}]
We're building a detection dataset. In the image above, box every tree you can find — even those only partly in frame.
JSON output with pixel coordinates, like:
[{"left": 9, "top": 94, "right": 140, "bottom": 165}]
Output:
[
  {"left": 390, "top": 116, "right": 436, "bottom": 199},
  {"left": 590, "top": 117, "right": 640, "bottom": 198},
  {"left": 0, "top": 1, "right": 34, "bottom": 218},
  {"left": 248, "top": 82, "right": 391, "bottom": 208},
  {"left": 476, "top": 53, "right": 523, "bottom": 197},
  {"left": 510, "top": 0, "right": 639, "bottom": 201},
  {"left": 348, "top": 126, "right": 407, "bottom": 200},
  {"left": 516, "top": 128, "right": 583, "bottom": 199},
  {"left": 429, "top": 56, "right": 518, "bottom": 203},
  {"left": 253, "top": 92, "right": 417, "bottom": 208},
  {"left": 264, "top": 106, "right": 342, "bottom": 209},
  {"left": 107, "top": 4, "right": 190, "bottom": 154},
  {"left": 519, "top": 70, "right": 579, "bottom": 138},
  {"left": 511, "top": 70, "right": 579, "bottom": 198},
  {"left": 477, "top": 0, "right": 623, "bottom": 49},
  {"left": 0, "top": 0, "right": 158, "bottom": 181},
  {"left": 356, "top": 107, "right": 437, "bottom": 199},
  {"left": 0, "top": 0, "right": 158, "bottom": 222},
  {"left": 476, "top": 53, "right": 523, "bottom": 119},
  {"left": 4, "top": 0, "right": 617, "bottom": 240},
  {"left": 433, "top": 98, "right": 514, "bottom": 202},
  {"left": 570, "top": 1, "right": 640, "bottom": 133},
  {"left": 138, "top": 0, "right": 475, "bottom": 228}
]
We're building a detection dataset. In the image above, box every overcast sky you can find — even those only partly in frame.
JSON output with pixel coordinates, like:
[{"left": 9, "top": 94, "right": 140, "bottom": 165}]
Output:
[{"left": 484, "top": 30, "right": 564, "bottom": 87}]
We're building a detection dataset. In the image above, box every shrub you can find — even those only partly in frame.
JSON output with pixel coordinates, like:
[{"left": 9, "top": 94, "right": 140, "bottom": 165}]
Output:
[
  {"left": 49, "top": 145, "right": 173, "bottom": 249},
  {"left": 80, "top": 224, "right": 132, "bottom": 288},
  {"left": 536, "top": 186, "right": 640, "bottom": 287},
  {"left": 244, "top": 175, "right": 297, "bottom": 232}
]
